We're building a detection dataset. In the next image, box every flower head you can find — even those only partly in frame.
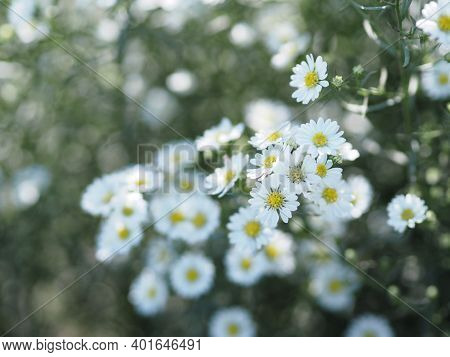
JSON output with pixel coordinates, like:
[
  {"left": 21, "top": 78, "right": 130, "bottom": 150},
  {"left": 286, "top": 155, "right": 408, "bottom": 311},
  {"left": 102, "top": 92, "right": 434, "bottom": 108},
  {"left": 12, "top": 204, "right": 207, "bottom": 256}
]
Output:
[
  {"left": 422, "top": 60, "right": 450, "bottom": 99},
  {"left": 387, "top": 194, "right": 428, "bottom": 233},
  {"left": 417, "top": 0, "right": 450, "bottom": 47},
  {"left": 225, "top": 247, "right": 266, "bottom": 286},
  {"left": 209, "top": 307, "right": 256, "bottom": 337},
  {"left": 129, "top": 269, "right": 168, "bottom": 316},
  {"left": 345, "top": 314, "right": 394, "bottom": 337},
  {"left": 196, "top": 117, "right": 244, "bottom": 151}
]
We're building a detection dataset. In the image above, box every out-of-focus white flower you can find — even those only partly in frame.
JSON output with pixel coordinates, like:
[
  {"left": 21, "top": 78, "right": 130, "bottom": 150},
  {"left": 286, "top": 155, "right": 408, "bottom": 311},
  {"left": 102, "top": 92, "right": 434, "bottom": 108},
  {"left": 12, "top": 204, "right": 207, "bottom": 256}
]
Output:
[
  {"left": 247, "top": 146, "right": 283, "bottom": 180},
  {"left": 244, "top": 99, "right": 291, "bottom": 132},
  {"left": 417, "top": 0, "right": 450, "bottom": 47},
  {"left": 249, "top": 123, "right": 291, "bottom": 150},
  {"left": 229, "top": 22, "right": 257, "bottom": 47},
  {"left": 387, "top": 194, "right": 428, "bottom": 233},
  {"left": 421, "top": 61, "right": 450, "bottom": 99},
  {"left": 129, "top": 269, "right": 168, "bottom": 316},
  {"left": 166, "top": 69, "right": 197, "bottom": 95},
  {"left": 297, "top": 237, "right": 338, "bottom": 271},
  {"left": 271, "top": 35, "right": 310, "bottom": 70},
  {"left": 122, "top": 165, "right": 163, "bottom": 193},
  {"left": 307, "top": 208, "right": 348, "bottom": 238},
  {"left": 249, "top": 175, "right": 300, "bottom": 227},
  {"left": 8, "top": 0, "right": 49, "bottom": 43},
  {"left": 109, "top": 191, "right": 149, "bottom": 225},
  {"left": 273, "top": 146, "right": 310, "bottom": 194},
  {"left": 303, "top": 154, "right": 343, "bottom": 186},
  {"left": 225, "top": 247, "right": 266, "bottom": 286},
  {"left": 348, "top": 175, "right": 373, "bottom": 218},
  {"left": 142, "top": 87, "right": 178, "bottom": 127},
  {"left": 345, "top": 314, "right": 394, "bottom": 337},
  {"left": 156, "top": 140, "right": 197, "bottom": 175},
  {"left": 296, "top": 118, "right": 346, "bottom": 157},
  {"left": 307, "top": 179, "right": 353, "bottom": 219},
  {"left": 290, "top": 54, "right": 329, "bottom": 104},
  {"left": 146, "top": 238, "right": 176, "bottom": 274},
  {"left": 227, "top": 206, "right": 273, "bottom": 252},
  {"left": 205, "top": 153, "right": 248, "bottom": 198},
  {"left": 310, "top": 262, "right": 360, "bottom": 312},
  {"left": 209, "top": 307, "right": 256, "bottom": 337},
  {"left": 339, "top": 142, "right": 360, "bottom": 161},
  {"left": 11, "top": 165, "right": 51, "bottom": 209},
  {"left": 261, "top": 230, "right": 296, "bottom": 276},
  {"left": 170, "top": 252, "right": 215, "bottom": 299},
  {"left": 196, "top": 118, "right": 244, "bottom": 151}
]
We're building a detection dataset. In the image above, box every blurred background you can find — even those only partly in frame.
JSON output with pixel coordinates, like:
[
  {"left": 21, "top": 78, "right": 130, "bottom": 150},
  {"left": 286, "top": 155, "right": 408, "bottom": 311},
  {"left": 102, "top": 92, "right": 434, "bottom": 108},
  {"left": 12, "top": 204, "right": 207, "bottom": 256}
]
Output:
[{"left": 0, "top": 0, "right": 449, "bottom": 336}]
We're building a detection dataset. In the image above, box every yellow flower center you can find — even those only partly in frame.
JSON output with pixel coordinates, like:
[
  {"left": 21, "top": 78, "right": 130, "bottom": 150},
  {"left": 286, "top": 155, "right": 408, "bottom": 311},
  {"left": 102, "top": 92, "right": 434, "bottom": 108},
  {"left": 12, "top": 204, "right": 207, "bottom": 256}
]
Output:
[
  {"left": 244, "top": 220, "right": 261, "bottom": 237},
  {"left": 322, "top": 187, "right": 338, "bottom": 204},
  {"left": 438, "top": 73, "right": 449, "bottom": 85},
  {"left": 304, "top": 71, "right": 319, "bottom": 88},
  {"left": 192, "top": 212, "right": 207, "bottom": 228},
  {"left": 288, "top": 166, "right": 304, "bottom": 183},
  {"left": 185, "top": 268, "right": 199, "bottom": 282},
  {"left": 266, "top": 191, "right": 284, "bottom": 209},
  {"left": 241, "top": 258, "right": 252, "bottom": 270},
  {"left": 265, "top": 244, "right": 279, "bottom": 260},
  {"left": 179, "top": 180, "right": 193, "bottom": 191},
  {"left": 102, "top": 192, "right": 113, "bottom": 204},
  {"left": 268, "top": 131, "right": 282, "bottom": 142},
  {"left": 263, "top": 155, "right": 277, "bottom": 168},
  {"left": 438, "top": 15, "right": 450, "bottom": 32},
  {"left": 363, "top": 330, "right": 377, "bottom": 337},
  {"left": 312, "top": 132, "right": 328, "bottom": 147},
  {"left": 227, "top": 323, "right": 240, "bottom": 336},
  {"left": 135, "top": 178, "right": 146, "bottom": 187},
  {"left": 147, "top": 288, "right": 157, "bottom": 299},
  {"left": 122, "top": 206, "right": 134, "bottom": 216},
  {"left": 316, "top": 163, "right": 328, "bottom": 178},
  {"left": 225, "top": 170, "right": 235, "bottom": 183},
  {"left": 328, "top": 279, "right": 343, "bottom": 293},
  {"left": 170, "top": 211, "right": 185, "bottom": 224},
  {"left": 401, "top": 208, "right": 414, "bottom": 221},
  {"left": 117, "top": 227, "right": 130, "bottom": 240}
]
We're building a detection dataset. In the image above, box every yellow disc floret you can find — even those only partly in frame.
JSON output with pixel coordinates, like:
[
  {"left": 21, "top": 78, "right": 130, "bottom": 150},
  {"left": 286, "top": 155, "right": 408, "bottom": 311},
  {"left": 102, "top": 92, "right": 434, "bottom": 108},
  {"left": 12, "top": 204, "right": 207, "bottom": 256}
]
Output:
[
  {"left": 438, "top": 15, "right": 450, "bottom": 32},
  {"left": 263, "top": 155, "right": 277, "bottom": 168},
  {"left": 186, "top": 268, "right": 199, "bottom": 282},
  {"left": 225, "top": 170, "right": 235, "bottom": 183},
  {"left": 268, "top": 131, "right": 282, "bottom": 142},
  {"left": 227, "top": 323, "right": 240, "bottom": 336},
  {"left": 122, "top": 206, "right": 134, "bottom": 216},
  {"left": 328, "top": 279, "right": 343, "bottom": 293},
  {"left": 241, "top": 258, "right": 252, "bottom": 270},
  {"left": 265, "top": 244, "right": 279, "bottom": 260},
  {"left": 401, "top": 208, "right": 414, "bottom": 221},
  {"left": 438, "top": 73, "right": 449, "bottom": 85},
  {"left": 170, "top": 211, "right": 185, "bottom": 224},
  {"left": 147, "top": 288, "right": 157, "bottom": 299},
  {"left": 304, "top": 71, "right": 319, "bottom": 88},
  {"left": 316, "top": 163, "right": 327, "bottom": 178},
  {"left": 117, "top": 226, "right": 130, "bottom": 240},
  {"left": 244, "top": 220, "right": 261, "bottom": 238},
  {"left": 322, "top": 187, "right": 338, "bottom": 204},
  {"left": 312, "top": 132, "right": 328, "bottom": 147},
  {"left": 266, "top": 191, "right": 284, "bottom": 209},
  {"left": 192, "top": 212, "right": 207, "bottom": 228}
]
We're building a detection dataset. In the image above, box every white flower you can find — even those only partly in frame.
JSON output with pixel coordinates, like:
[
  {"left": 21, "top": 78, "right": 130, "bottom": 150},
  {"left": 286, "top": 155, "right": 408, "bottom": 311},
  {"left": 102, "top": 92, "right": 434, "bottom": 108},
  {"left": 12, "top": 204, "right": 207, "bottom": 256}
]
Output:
[
  {"left": 345, "top": 314, "right": 394, "bottom": 337},
  {"left": 297, "top": 237, "right": 338, "bottom": 271},
  {"left": 96, "top": 218, "right": 143, "bottom": 261},
  {"left": 260, "top": 230, "right": 296, "bottom": 276},
  {"left": 205, "top": 153, "right": 248, "bottom": 197},
  {"left": 290, "top": 54, "right": 329, "bottom": 104},
  {"left": 249, "top": 175, "right": 300, "bottom": 227},
  {"left": 248, "top": 123, "right": 291, "bottom": 150},
  {"left": 196, "top": 117, "right": 244, "bottom": 151},
  {"left": 109, "top": 191, "right": 148, "bottom": 225},
  {"left": 387, "top": 194, "right": 428, "bottom": 233},
  {"left": 80, "top": 173, "right": 124, "bottom": 217},
  {"left": 303, "top": 154, "right": 342, "bottom": 186},
  {"left": 229, "top": 22, "right": 257, "bottom": 47},
  {"left": 209, "top": 307, "right": 256, "bottom": 337},
  {"left": 296, "top": 118, "right": 346, "bottom": 157},
  {"left": 122, "top": 165, "right": 163, "bottom": 193},
  {"left": 271, "top": 35, "right": 310, "bottom": 70},
  {"left": 146, "top": 238, "right": 176, "bottom": 274},
  {"left": 421, "top": 60, "right": 450, "bottom": 99},
  {"left": 225, "top": 247, "right": 266, "bottom": 286},
  {"left": 247, "top": 146, "right": 283, "bottom": 181},
  {"left": 310, "top": 262, "right": 360, "bottom": 312},
  {"left": 272, "top": 146, "right": 310, "bottom": 194},
  {"left": 170, "top": 252, "right": 215, "bottom": 299},
  {"left": 417, "top": 0, "right": 450, "bottom": 47},
  {"left": 244, "top": 98, "right": 291, "bottom": 132},
  {"left": 348, "top": 175, "right": 373, "bottom": 218},
  {"left": 339, "top": 142, "right": 360, "bottom": 161},
  {"left": 156, "top": 140, "right": 197, "bottom": 175},
  {"left": 129, "top": 269, "right": 168, "bottom": 316},
  {"left": 308, "top": 179, "right": 353, "bottom": 219},
  {"left": 227, "top": 206, "right": 273, "bottom": 252}
]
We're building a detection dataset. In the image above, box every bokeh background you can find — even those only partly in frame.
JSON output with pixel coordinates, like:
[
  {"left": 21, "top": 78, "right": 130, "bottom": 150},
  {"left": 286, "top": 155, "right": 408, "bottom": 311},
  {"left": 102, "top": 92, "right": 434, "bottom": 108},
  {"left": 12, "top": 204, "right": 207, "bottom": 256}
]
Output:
[{"left": 0, "top": 0, "right": 449, "bottom": 336}]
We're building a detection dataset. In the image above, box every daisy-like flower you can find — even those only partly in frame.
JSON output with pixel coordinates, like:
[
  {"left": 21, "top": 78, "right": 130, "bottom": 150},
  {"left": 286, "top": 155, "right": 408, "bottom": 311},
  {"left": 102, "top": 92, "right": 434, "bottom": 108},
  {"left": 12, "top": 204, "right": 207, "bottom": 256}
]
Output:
[
  {"left": 248, "top": 123, "right": 291, "bottom": 150},
  {"left": 80, "top": 173, "right": 124, "bottom": 217},
  {"left": 96, "top": 218, "right": 143, "bottom": 261},
  {"left": 225, "top": 247, "right": 266, "bottom": 286},
  {"left": 310, "top": 262, "right": 360, "bottom": 312},
  {"left": 290, "top": 54, "right": 329, "bottom": 104},
  {"left": 272, "top": 146, "right": 310, "bottom": 194},
  {"left": 170, "top": 252, "right": 215, "bottom": 299},
  {"left": 348, "top": 175, "right": 373, "bottom": 219},
  {"left": 417, "top": 0, "right": 450, "bottom": 47},
  {"left": 249, "top": 175, "right": 300, "bottom": 227},
  {"left": 205, "top": 153, "right": 248, "bottom": 198},
  {"left": 387, "top": 194, "right": 428, "bottom": 233},
  {"left": 339, "top": 142, "right": 360, "bottom": 161},
  {"left": 345, "top": 314, "right": 394, "bottom": 337},
  {"left": 122, "top": 165, "right": 163, "bottom": 193},
  {"left": 109, "top": 191, "right": 148, "bottom": 225},
  {"left": 156, "top": 140, "right": 197, "bottom": 175},
  {"left": 196, "top": 117, "right": 244, "bottom": 151},
  {"left": 244, "top": 99, "right": 291, "bottom": 132},
  {"left": 260, "top": 230, "right": 296, "bottom": 276},
  {"left": 146, "top": 238, "right": 176, "bottom": 274},
  {"left": 227, "top": 206, "right": 273, "bottom": 252},
  {"left": 247, "top": 146, "right": 283, "bottom": 181},
  {"left": 421, "top": 60, "right": 450, "bottom": 99},
  {"left": 303, "top": 154, "right": 342, "bottom": 186},
  {"left": 296, "top": 118, "right": 346, "bottom": 157},
  {"left": 297, "top": 237, "right": 338, "bottom": 271},
  {"left": 128, "top": 269, "right": 168, "bottom": 316},
  {"left": 209, "top": 307, "right": 256, "bottom": 337},
  {"left": 308, "top": 179, "right": 353, "bottom": 219}
]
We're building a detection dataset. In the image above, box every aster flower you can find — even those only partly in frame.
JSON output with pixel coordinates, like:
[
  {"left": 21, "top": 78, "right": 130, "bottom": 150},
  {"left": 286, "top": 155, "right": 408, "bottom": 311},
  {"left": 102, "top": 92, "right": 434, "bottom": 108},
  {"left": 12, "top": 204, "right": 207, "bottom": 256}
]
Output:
[
  {"left": 205, "top": 153, "right": 248, "bottom": 197},
  {"left": 225, "top": 247, "right": 266, "bottom": 286},
  {"left": 296, "top": 118, "right": 346, "bottom": 157},
  {"left": 170, "top": 252, "right": 215, "bottom": 299},
  {"left": 421, "top": 60, "right": 450, "bottom": 99},
  {"left": 387, "top": 194, "right": 428, "bottom": 233},
  {"left": 249, "top": 175, "right": 300, "bottom": 227},
  {"left": 146, "top": 238, "right": 176, "bottom": 274},
  {"left": 248, "top": 123, "right": 291, "bottom": 150},
  {"left": 290, "top": 54, "right": 329, "bottom": 104},
  {"left": 347, "top": 175, "right": 373, "bottom": 219},
  {"left": 209, "top": 307, "right": 256, "bottom": 337},
  {"left": 196, "top": 117, "right": 244, "bottom": 151},
  {"left": 156, "top": 140, "right": 197, "bottom": 175},
  {"left": 303, "top": 154, "right": 343, "bottom": 186},
  {"left": 227, "top": 206, "right": 273, "bottom": 252},
  {"left": 244, "top": 99, "right": 291, "bottom": 132},
  {"left": 417, "top": 0, "right": 450, "bottom": 47},
  {"left": 129, "top": 269, "right": 168, "bottom": 316},
  {"left": 247, "top": 146, "right": 283, "bottom": 181},
  {"left": 122, "top": 164, "right": 163, "bottom": 193},
  {"left": 345, "top": 314, "right": 394, "bottom": 337},
  {"left": 261, "top": 230, "right": 296, "bottom": 276},
  {"left": 109, "top": 191, "right": 149, "bottom": 225},
  {"left": 307, "top": 179, "right": 353, "bottom": 219}
]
